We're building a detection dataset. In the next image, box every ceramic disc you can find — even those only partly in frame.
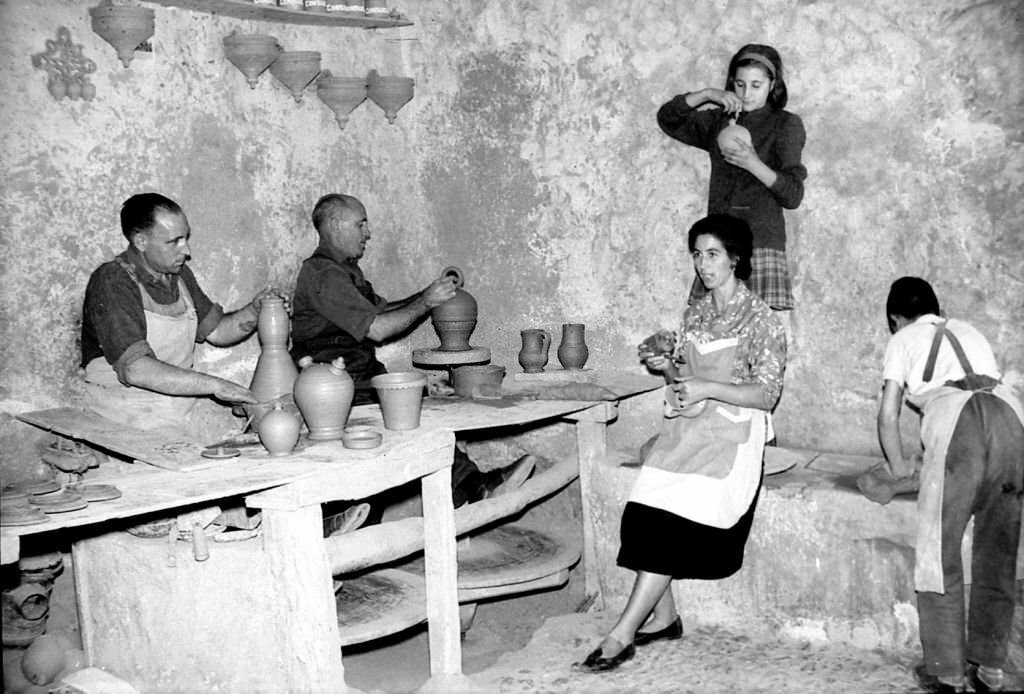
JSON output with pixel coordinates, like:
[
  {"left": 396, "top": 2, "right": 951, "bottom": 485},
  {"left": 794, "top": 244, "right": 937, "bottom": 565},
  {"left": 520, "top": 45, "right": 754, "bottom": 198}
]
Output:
[{"left": 77, "top": 484, "right": 122, "bottom": 502}]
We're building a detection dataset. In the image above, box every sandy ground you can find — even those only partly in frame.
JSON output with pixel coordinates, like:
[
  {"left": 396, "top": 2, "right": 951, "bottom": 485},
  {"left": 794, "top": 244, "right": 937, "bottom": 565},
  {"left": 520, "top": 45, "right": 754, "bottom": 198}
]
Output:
[{"left": 343, "top": 592, "right": 1024, "bottom": 694}]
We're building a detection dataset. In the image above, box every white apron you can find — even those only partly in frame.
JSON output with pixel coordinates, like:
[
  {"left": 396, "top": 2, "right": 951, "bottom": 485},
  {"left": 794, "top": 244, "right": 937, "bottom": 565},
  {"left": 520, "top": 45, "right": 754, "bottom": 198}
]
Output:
[
  {"left": 84, "top": 262, "right": 199, "bottom": 437},
  {"left": 629, "top": 337, "right": 768, "bottom": 529},
  {"left": 910, "top": 323, "right": 1024, "bottom": 593}
]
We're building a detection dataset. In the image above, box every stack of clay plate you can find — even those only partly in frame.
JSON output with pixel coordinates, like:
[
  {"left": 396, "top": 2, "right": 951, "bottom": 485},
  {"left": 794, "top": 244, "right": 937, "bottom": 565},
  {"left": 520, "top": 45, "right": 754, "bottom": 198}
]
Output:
[{"left": 0, "top": 487, "right": 49, "bottom": 526}]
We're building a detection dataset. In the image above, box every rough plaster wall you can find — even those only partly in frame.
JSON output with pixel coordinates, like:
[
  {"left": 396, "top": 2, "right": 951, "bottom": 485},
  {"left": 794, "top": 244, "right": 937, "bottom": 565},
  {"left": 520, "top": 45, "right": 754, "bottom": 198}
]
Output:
[{"left": 1, "top": 0, "right": 1022, "bottom": 478}]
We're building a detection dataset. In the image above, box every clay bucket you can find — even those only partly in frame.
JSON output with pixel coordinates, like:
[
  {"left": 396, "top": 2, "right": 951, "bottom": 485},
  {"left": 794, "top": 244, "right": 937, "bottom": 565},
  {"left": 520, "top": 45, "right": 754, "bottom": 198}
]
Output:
[
  {"left": 223, "top": 31, "right": 281, "bottom": 89},
  {"left": 270, "top": 51, "right": 322, "bottom": 103},
  {"left": 452, "top": 364, "right": 505, "bottom": 399},
  {"left": 89, "top": 1, "right": 155, "bottom": 68},
  {"left": 366, "top": 69, "right": 414, "bottom": 124},
  {"left": 316, "top": 72, "right": 367, "bottom": 129},
  {"left": 371, "top": 372, "right": 427, "bottom": 431}
]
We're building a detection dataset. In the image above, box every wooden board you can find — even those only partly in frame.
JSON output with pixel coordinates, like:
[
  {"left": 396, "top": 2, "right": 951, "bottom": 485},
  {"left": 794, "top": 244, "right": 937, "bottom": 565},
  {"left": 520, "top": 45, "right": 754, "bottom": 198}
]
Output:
[
  {"left": 336, "top": 569, "right": 426, "bottom": 646},
  {"left": 148, "top": 0, "right": 413, "bottom": 27}
]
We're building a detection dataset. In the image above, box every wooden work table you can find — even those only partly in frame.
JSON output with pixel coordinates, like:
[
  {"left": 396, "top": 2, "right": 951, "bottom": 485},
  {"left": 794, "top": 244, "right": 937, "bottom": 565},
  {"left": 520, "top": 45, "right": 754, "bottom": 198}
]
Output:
[{"left": 6, "top": 369, "right": 661, "bottom": 692}]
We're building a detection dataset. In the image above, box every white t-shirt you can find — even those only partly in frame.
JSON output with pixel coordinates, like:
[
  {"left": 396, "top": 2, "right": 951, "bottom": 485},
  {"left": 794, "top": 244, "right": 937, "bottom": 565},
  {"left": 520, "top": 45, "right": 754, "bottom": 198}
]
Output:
[{"left": 882, "top": 314, "right": 1000, "bottom": 398}]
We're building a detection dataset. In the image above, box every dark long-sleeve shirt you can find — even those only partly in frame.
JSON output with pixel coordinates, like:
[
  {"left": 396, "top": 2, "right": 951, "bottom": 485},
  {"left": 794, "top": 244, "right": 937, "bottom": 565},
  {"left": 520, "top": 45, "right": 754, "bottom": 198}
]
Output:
[{"left": 657, "top": 95, "right": 807, "bottom": 251}]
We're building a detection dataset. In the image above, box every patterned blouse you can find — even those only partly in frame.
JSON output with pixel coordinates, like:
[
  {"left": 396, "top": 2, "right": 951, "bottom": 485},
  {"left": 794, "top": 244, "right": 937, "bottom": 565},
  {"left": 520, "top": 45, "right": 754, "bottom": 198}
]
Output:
[{"left": 671, "top": 282, "right": 787, "bottom": 409}]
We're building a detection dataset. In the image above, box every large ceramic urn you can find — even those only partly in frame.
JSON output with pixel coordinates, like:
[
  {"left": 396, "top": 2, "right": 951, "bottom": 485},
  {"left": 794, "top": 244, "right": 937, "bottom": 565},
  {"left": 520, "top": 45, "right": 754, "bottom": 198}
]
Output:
[
  {"left": 249, "top": 296, "right": 298, "bottom": 403},
  {"left": 431, "top": 267, "right": 477, "bottom": 352},
  {"left": 292, "top": 356, "right": 354, "bottom": 440}
]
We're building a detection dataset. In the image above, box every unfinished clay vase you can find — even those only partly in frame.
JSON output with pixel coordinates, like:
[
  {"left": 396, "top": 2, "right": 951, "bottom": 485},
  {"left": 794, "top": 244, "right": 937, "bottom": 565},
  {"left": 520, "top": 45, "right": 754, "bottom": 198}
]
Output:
[
  {"left": 223, "top": 31, "right": 280, "bottom": 88},
  {"left": 270, "top": 50, "right": 322, "bottom": 102},
  {"left": 89, "top": 0, "right": 155, "bottom": 68},
  {"left": 518, "top": 329, "right": 551, "bottom": 373},
  {"left": 716, "top": 116, "right": 752, "bottom": 154},
  {"left": 258, "top": 402, "right": 300, "bottom": 457},
  {"left": 293, "top": 356, "right": 354, "bottom": 440},
  {"left": 316, "top": 71, "right": 367, "bottom": 129},
  {"left": 366, "top": 69, "right": 414, "bottom": 124},
  {"left": 557, "top": 323, "right": 589, "bottom": 370},
  {"left": 249, "top": 296, "right": 298, "bottom": 403},
  {"left": 431, "top": 267, "right": 477, "bottom": 352}
]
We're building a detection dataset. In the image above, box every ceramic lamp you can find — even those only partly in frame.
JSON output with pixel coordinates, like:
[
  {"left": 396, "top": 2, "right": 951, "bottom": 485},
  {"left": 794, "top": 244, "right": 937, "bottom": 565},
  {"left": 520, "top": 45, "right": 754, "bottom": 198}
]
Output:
[{"left": 89, "top": 1, "right": 155, "bottom": 68}]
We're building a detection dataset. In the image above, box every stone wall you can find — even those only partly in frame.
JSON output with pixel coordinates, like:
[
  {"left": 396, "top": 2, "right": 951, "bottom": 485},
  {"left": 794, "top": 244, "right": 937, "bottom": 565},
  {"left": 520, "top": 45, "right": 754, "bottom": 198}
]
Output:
[{"left": 2, "top": 0, "right": 1022, "bottom": 477}]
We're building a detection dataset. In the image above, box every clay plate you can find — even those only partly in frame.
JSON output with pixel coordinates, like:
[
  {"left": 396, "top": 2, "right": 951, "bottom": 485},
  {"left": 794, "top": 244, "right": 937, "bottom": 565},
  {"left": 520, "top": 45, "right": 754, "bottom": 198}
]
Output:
[
  {"left": 75, "top": 484, "right": 122, "bottom": 502},
  {"left": 342, "top": 428, "right": 383, "bottom": 450},
  {"left": 201, "top": 446, "right": 241, "bottom": 459}
]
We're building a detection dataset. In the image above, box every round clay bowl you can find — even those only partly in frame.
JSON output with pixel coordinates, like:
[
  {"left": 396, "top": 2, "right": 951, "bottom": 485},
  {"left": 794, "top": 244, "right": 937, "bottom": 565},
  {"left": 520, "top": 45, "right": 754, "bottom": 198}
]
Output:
[{"left": 342, "top": 428, "right": 383, "bottom": 450}]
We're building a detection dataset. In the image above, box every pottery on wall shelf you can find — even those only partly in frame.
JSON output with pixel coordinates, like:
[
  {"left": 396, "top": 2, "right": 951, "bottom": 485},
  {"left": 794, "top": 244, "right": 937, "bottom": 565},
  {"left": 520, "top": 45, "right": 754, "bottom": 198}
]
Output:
[
  {"left": 316, "top": 70, "right": 366, "bottom": 129},
  {"left": 89, "top": 0, "right": 155, "bottom": 68},
  {"left": 223, "top": 31, "right": 281, "bottom": 89},
  {"left": 366, "top": 69, "right": 414, "bottom": 123},
  {"left": 430, "top": 267, "right": 477, "bottom": 351},
  {"left": 518, "top": 328, "right": 551, "bottom": 373},
  {"left": 270, "top": 50, "right": 322, "bottom": 102}
]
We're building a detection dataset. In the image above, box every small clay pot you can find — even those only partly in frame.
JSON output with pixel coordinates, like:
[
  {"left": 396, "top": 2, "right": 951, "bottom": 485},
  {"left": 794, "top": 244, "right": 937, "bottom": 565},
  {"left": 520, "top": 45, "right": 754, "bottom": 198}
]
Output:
[
  {"left": 371, "top": 372, "right": 427, "bottom": 430},
  {"left": 258, "top": 402, "right": 301, "bottom": 456},
  {"left": 452, "top": 364, "right": 505, "bottom": 399}
]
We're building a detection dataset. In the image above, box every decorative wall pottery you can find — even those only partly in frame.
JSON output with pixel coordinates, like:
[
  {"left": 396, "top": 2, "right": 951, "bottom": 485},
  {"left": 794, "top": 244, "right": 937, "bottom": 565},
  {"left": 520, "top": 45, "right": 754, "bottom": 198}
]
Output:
[
  {"left": 31, "top": 27, "right": 97, "bottom": 101},
  {"left": 293, "top": 356, "right": 354, "bottom": 440},
  {"left": 716, "top": 116, "right": 752, "bottom": 154},
  {"left": 316, "top": 70, "right": 366, "bottom": 129},
  {"left": 518, "top": 328, "right": 551, "bottom": 373},
  {"left": 258, "top": 402, "right": 301, "bottom": 456},
  {"left": 223, "top": 31, "right": 280, "bottom": 89},
  {"left": 431, "top": 266, "right": 477, "bottom": 351},
  {"left": 89, "top": 1, "right": 155, "bottom": 68},
  {"left": 371, "top": 371, "right": 427, "bottom": 430},
  {"left": 270, "top": 50, "right": 322, "bottom": 102},
  {"left": 557, "top": 323, "right": 589, "bottom": 370},
  {"left": 367, "top": 68, "right": 414, "bottom": 123},
  {"left": 452, "top": 364, "right": 505, "bottom": 399},
  {"left": 249, "top": 296, "right": 298, "bottom": 403}
]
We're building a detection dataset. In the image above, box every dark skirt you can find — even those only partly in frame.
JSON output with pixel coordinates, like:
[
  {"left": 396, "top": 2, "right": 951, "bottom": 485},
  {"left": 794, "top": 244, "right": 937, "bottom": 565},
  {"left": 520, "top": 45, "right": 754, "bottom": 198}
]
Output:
[{"left": 616, "top": 478, "right": 762, "bottom": 580}]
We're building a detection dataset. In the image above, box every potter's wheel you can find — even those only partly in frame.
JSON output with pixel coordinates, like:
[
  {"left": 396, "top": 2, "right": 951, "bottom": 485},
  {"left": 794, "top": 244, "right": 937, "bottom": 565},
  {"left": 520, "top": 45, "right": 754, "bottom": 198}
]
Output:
[{"left": 412, "top": 345, "right": 490, "bottom": 366}]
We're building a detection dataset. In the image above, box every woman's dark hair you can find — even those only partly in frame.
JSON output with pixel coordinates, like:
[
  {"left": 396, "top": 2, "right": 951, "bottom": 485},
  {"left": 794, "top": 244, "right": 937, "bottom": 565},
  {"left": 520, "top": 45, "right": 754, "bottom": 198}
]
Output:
[
  {"left": 120, "top": 193, "right": 182, "bottom": 240},
  {"left": 725, "top": 43, "right": 788, "bottom": 110},
  {"left": 687, "top": 214, "right": 753, "bottom": 280},
  {"left": 886, "top": 277, "right": 941, "bottom": 323}
]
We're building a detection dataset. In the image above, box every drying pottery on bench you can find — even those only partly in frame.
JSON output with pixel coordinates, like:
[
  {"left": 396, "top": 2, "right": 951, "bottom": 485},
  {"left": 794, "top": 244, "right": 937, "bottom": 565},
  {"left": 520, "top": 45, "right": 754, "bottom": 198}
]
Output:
[
  {"left": 293, "top": 356, "right": 354, "bottom": 440},
  {"left": 518, "top": 328, "right": 551, "bottom": 373},
  {"left": 557, "top": 322, "right": 589, "bottom": 370},
  {"left": 250, "top": 295, "right": 298, "bottom": 404}
]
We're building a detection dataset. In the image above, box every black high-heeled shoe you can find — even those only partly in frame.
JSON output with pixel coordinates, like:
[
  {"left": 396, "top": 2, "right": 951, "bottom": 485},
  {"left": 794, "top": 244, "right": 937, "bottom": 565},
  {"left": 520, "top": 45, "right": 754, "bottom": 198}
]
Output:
[
  {"left": 634, "top": 615, "right": 683, "bottom": 647},
  {"left": 576, "top": 639, "right": 636, "bottom": 673}
]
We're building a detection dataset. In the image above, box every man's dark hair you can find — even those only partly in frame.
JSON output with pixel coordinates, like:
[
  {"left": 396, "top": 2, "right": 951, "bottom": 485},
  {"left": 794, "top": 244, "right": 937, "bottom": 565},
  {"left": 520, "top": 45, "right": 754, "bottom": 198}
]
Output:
[
  {"left": 120, "top": 193, "right": 182, "bottom": 240},
  {"left": 886, "top": 276, "right": 941, "bottom": 322}
]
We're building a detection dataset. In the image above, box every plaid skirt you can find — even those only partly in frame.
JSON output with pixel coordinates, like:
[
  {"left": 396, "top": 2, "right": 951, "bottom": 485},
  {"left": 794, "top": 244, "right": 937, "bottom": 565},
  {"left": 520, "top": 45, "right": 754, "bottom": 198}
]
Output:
[{"left": 689, "top": 248, "right": 793, "bottom": 310}]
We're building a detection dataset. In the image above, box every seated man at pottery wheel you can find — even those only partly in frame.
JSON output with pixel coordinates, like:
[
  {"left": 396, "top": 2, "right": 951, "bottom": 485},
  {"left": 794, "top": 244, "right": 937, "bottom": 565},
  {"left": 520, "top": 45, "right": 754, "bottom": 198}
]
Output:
[
  {"left": 81, "top": 192, "right": 286, "bottom": 441},
  {"left": 291, "top": 193, "right": 535, "bottom": 509}
]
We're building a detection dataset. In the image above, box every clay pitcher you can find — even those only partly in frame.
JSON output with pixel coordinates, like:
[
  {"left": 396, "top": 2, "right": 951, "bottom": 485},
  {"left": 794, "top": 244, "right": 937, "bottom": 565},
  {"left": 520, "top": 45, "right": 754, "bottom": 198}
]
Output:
[
  {"left": 292, "top": 356, "right": 354, "bottom": 440},
  {"left": 258, "top": 402, "right": 301, "bottom": 456},
  {"left": 431, "top": 267, "right": 477, "bottom": 352},
  {"left": 557, "top": 323, "right": 589, "bottom": 370},
  {"left": 716, "top": 116, "right": 752, "bottom": 154},
  {"left": 518, "top": 329, "right": 551, "bottom": 373},
  {"left": 250, "top": 296, "right": 298, "bottom": 403}
]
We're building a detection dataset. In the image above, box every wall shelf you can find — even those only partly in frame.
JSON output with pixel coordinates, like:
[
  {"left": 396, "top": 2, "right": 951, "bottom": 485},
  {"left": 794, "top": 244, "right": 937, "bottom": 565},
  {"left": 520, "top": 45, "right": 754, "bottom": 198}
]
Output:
[{"left": 148, "top": 0, "right": 413, "bottom": 28}]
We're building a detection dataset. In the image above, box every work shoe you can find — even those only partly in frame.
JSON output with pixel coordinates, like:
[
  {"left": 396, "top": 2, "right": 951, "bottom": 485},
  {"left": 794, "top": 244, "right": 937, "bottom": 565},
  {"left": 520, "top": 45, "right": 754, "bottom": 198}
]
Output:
[
  {"left": 483, "top": 454, "right": 538, "bottom": 499},
  {"left": 856, "top": 463, "right": 920, "bottom": 505},
  {"left": 324, "top": 502, "right": 371, "bottom": 537},
  {"left": 966, "top": 663, "right": 1005, "bottom": 692},
  {"left": 913, "top": 664, "right": 964, "bottom": 693}
]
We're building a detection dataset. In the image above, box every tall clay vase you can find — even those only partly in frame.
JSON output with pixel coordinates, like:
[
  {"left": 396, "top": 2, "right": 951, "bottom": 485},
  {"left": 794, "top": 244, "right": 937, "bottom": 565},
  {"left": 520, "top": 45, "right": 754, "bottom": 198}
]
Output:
[
  {"left": 270, "top": 51, "right": 322, "bottom": 103},
  {"left": 371, "top": 372, "right": 427, "bottom": 431},
  {"left": 293, "top": 356, "right": 354, "bottom": 440},
  {"left": 518, "top": 329, "right": 551, "bottom": 373},
  {"left": 366, "top": 69, "right": 414, "bottom": 124},
  {"left": 223, "top": 31, "right": 281, "bottom": 89},
  {"left": 316, "top": 71, "right": 367, "bottom": 129},
  {"left": 557, "top": 323, "right": 589, "bottom": 370},
  {"left": 89, "top": 1, "right": 155, "bottom": 68},
  {"left": 258, "top": 402, "right": 301, "bottom": 457},
  {"left": 249, "top": 297, "right": 299, "bottom": 403},
  {"left": 431, "top": 267, "right": 477, "bottom": 352}
]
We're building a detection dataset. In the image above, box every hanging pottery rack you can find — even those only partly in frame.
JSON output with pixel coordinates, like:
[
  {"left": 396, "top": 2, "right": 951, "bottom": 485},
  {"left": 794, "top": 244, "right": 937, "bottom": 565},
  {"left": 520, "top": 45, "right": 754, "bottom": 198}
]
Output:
[{"left": 148, "top": 0, "right": 412, "bottom": 28}]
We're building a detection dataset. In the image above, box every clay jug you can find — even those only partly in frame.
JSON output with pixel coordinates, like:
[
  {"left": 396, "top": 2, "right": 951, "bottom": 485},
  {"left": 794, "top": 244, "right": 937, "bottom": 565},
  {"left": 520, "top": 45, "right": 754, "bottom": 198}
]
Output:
[
  {"left": 431, "top": 267, "right": 477, "bottom": 352},
  {"left": 292, "top": 356, "right": 354, "bottom": 440},
  {"left": 557, "top": 323, "right": 589, "bottom": 370},
  {"left": 258, "top": 402, "right": 301, "bottom": 456},
  {"left": 250, "top": 296, "right": 299, "bottom": 403},
  {"left": 716, "top": 116, "right": 752, "bottom": 154},
  {"left": 518, "top": 329, "right": 551, "bottom": 373}
]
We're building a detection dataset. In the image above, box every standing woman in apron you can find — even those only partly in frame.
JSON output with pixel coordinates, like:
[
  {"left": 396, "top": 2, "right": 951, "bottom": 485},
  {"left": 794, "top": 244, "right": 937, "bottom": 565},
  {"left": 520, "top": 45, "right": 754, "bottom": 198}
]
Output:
[
  {"left": 577, "top": 214, "right": 786, "bottom": 672},
  {"left": 657, "top": 44, "right": 807, "bottom": 312},
  {"left": 870, "top": 277, "right": 1023, "bottom": 694}
]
